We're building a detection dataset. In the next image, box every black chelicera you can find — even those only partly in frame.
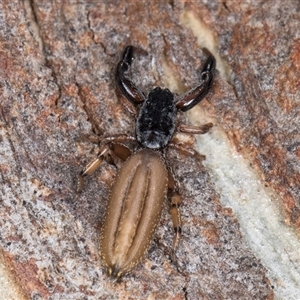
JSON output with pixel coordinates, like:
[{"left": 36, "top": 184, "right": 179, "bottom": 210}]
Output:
[{"left": 116, "top": 45, "right": 215, "bottom": 150}]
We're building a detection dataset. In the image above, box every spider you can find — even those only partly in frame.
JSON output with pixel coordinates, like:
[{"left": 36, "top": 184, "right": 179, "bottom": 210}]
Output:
[{"left": 77, "top": 45, "right": 215, "bottom": 279}]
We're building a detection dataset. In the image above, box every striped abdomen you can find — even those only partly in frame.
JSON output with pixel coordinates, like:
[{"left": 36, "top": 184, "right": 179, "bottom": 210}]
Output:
[{"left": 100, "top": 149, "right": 168, "bottom": 278}]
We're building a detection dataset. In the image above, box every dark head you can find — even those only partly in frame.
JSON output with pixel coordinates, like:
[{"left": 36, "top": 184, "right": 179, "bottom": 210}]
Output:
[{"left": 136, "top": 87, "right": 176, "bottom": 149}]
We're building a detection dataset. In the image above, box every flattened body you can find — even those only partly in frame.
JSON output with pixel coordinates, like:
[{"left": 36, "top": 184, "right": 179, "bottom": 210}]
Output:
[{"left": 100, "top": 149, "right": 168, "bottom": 278}]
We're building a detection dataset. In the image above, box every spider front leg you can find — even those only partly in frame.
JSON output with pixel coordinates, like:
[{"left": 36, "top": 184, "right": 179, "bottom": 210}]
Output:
[
  {"left": 169, "top": 122, "right": 213, "bottom": 159},
  {"left": 177, "top": 123, "right": 213, "bottom": 134},
  {"left": 115, "top": 45, "right": 146, "bottom": 110},
  {"left": 77, "top": 142, "right": 132, "bottom": 193},
  {"left": 176, "top": 48, "right": 216, "bottom": 112}
]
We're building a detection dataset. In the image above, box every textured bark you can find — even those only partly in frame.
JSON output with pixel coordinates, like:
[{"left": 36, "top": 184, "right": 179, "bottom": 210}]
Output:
[{"left": 0, "top": 0, "right": 298, "bottom": 299}]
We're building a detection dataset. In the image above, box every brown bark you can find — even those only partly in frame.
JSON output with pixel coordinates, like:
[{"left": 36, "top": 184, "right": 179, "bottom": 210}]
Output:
[{"left": 1, "top": 0, "right": 298, "bottom": 299}]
